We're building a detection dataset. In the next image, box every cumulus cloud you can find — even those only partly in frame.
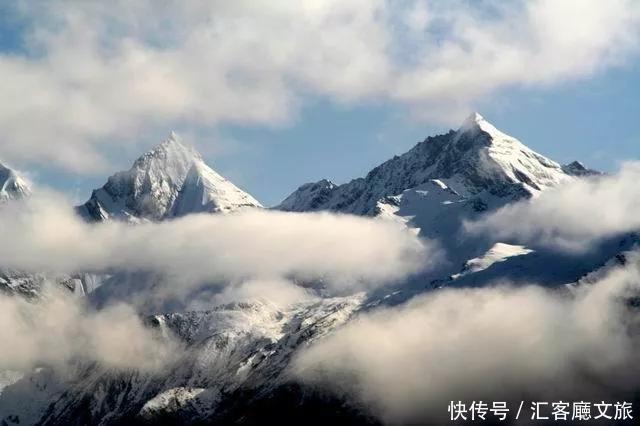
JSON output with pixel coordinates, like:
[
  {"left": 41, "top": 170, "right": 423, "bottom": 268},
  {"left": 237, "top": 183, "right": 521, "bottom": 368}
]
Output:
[
  {"left": 1, "top": 0, "right": 638, "bottom": 170},
  {"left": 0, "top": 285, "right": 179, "bottom": 371},
  {"left": 465, "top": 162, "right": 640, "bottom": 252},
  {"left": 0, "top": 193, "right": 433, "bottom": 295},
  {"left": 292, "top": 258, "right": 640, "bottom": 424}
]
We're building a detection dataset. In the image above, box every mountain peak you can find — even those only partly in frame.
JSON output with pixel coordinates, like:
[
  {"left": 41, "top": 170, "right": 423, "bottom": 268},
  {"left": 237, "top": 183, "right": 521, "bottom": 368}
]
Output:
[
  {"left": 461, "top": 112, "right": 484, "bottom": 126},
  {"left": 277, "top": 113, "right": 582, "bottom": 214},
  {"left": 561, "top": 160, "right": 601, "bottom": 177},
  {"left": 162, "top": 131, "right": 195, "bottom": 154},
  {"left": 137, "top": 132, "right": 202, "bottom": 167},
  {"left": 277, "top": 179, "right": 338, "bottom": 212},
  {"left": 77, "top": 135, "right": 261, "bottom": 222},
  {"left": 0, "top": 161, "right": 31, "bottom": 201},
  {"left": 458, "top": 112, "right": 505, "bottom": 139}
]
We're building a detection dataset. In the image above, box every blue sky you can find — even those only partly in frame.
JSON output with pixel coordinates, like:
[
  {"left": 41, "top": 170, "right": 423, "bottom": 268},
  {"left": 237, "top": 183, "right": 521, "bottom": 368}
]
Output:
[{"left": 0, "top": 1, "right": 639, "bottom": 206}]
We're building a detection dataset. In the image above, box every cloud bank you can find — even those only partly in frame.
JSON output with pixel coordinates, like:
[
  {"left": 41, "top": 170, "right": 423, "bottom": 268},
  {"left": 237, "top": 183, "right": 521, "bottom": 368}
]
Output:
[
  {"left": 1, "top": 0, "right": 639, "bottom": 171},
  {"left": 0, "top": 194, "right": 433, "bottom": 295},
  {"left": 0, "top": 193, "right": 432, "bottom": 372},
  {"left": 292, "top": 259, "right": 640, "bottom": 424},
  {"left": 466, "top": 162, "right": 640, "bottom": 252}
]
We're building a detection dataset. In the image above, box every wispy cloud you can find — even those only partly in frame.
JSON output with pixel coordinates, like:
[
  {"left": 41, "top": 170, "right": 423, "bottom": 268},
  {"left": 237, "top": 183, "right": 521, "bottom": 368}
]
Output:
[{"left": 0, "top": 285, "right": 180, "bottom": 371}]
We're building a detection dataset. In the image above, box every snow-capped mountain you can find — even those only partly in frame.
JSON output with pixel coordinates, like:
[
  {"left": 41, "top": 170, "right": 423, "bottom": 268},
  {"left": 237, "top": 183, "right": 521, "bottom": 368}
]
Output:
[
  {"left": 0, "top": 162, "right": 31, "bottom": 202},
  {"left": 2, "top": 113, "right": 630, "bottom": 426},
  {"left": 2, "top": 135, "right": 264, "bottom": 300},
  {"left": 77, "top": 133, "right": 262, "bottom": 222},
  {"left": 279, "top": 113, "right": 614, "bottom": 298},
  {"left": 278, "top": 113, "right": 579, "bottom": 215},
  {"left": 0, "top": 296, "right": 367, "bottom": 425}
]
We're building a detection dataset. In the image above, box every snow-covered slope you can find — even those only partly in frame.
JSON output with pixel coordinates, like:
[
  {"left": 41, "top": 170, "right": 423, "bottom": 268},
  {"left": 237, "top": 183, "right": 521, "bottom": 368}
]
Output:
[
  {"left": 443, "top": 233, "right": 640, "bottom": 290},
  {"left": 77, "top": 133, "right": 262, "bottom": 222},
  {"left": 278, "top": 113, "right": 575, "bottom": 215},
  {"left": 366, "top": 177, "right": 537, "bottom": 295},
  {"left": 0, "top": 162, "right": 31, "bottom": 202},
  {"left": 1, "top": 296, "right": 365, "bottom": 425},
  {"left": 451, "top": 243, "right": 534, "bottom": 280}
]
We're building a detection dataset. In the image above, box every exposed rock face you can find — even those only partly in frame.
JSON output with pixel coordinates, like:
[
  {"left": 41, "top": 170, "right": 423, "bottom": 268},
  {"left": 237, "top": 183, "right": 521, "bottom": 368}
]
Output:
[{"left": 561, "top": 160, "right": 601, "bottom": 177}]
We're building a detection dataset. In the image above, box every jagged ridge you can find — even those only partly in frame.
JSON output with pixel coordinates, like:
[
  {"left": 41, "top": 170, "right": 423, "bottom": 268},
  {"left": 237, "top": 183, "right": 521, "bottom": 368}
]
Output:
[{"left": 278, "top": 113, "right": 587, "bottom": 215}]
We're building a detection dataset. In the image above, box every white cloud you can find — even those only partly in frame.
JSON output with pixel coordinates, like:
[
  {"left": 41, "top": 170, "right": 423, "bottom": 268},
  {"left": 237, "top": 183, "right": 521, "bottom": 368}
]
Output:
[
  {"left": 0, "top": 191, "right": 434, "bottom": 371},
  {"left": 292, "top": 259, "right": 640, "bottom": 424},
  {"left": 465, "top": 162, "right": 640, "bottom": 251},
  {"left": 0, "top": 0, "right": 638, "bottom": 171},
  {"left": 0, "top": 193, "right": 433, "bottom": 295},
  {"left": 0, "top": 285, "right": 180, "bottom": 371}
]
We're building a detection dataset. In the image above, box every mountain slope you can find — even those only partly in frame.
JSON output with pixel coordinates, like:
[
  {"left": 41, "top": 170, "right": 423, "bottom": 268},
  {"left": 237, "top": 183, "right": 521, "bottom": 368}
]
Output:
[
  {"left": 1, "top": 296, "right": 366, "bottom": 425},
  {"left": 77, "top": 133, "right": 262, "bottom": 222},
  {"left": 0, "top": 162, "right": 31, "bottom": 202},
  {"left": 278, "top": 113, "right": 577, "bottom": 215}
]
